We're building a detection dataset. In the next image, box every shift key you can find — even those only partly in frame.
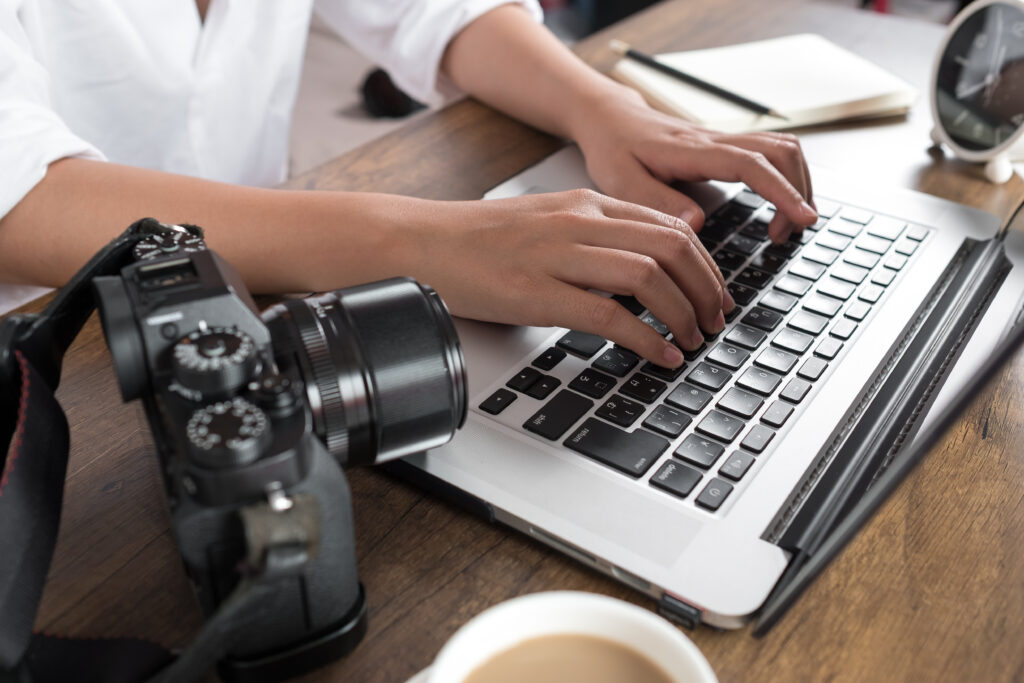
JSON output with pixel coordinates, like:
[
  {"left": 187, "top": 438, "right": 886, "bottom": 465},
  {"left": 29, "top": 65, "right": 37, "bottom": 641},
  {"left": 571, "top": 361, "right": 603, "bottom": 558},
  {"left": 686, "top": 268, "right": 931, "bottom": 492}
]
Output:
[
  {"left": 523, "top": 390, "right": 594, "bottom": 440},
  {"left": 564, "top": 418, "right": 669, "bottom": 477}
]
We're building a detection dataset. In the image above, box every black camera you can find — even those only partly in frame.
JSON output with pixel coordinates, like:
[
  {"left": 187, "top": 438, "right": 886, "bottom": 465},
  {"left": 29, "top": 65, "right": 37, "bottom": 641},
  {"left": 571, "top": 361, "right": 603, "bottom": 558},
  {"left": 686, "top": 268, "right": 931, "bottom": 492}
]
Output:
[{"left": 90, "top": 222, "right": 467, "bottom": 681}]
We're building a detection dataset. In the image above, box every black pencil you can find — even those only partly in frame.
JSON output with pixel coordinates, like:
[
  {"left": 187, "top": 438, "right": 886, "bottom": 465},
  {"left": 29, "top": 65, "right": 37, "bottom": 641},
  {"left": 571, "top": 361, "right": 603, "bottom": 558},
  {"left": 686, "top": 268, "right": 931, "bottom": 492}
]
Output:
[{"left": 609, "top": 40, "right": 788, "bottom": 120}]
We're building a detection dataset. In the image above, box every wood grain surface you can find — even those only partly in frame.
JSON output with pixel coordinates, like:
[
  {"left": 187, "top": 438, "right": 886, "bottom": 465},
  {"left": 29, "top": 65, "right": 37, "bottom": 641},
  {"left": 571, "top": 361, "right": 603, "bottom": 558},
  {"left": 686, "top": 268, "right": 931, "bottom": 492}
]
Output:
[{"left": 8, "top": 1, "right": 1024, "bottom": 682}]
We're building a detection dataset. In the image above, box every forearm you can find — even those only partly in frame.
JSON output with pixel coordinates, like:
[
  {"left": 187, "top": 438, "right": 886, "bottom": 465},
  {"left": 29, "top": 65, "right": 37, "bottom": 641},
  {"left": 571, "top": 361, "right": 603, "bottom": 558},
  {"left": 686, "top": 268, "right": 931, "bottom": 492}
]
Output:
[
  {"left": 441, "top": 4, "right": 638, "bottom": 142},
  {"left": 0, "top": 158, "right": 420, "bottom": 294}
]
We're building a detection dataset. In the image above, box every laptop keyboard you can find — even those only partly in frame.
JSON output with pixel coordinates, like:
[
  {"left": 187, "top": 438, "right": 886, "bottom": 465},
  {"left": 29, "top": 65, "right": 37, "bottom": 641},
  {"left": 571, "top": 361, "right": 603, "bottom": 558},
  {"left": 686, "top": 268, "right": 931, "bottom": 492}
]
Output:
[{"left": 476, "top": 190, "right": 928, "bottom": 515}]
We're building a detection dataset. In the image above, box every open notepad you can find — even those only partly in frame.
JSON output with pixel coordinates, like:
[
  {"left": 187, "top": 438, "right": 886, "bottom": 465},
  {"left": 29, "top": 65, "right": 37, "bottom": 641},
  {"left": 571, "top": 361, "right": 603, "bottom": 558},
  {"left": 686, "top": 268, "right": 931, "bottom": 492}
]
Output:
[{"left": 610, "top": 34, "right": 918, "bottom": 134}]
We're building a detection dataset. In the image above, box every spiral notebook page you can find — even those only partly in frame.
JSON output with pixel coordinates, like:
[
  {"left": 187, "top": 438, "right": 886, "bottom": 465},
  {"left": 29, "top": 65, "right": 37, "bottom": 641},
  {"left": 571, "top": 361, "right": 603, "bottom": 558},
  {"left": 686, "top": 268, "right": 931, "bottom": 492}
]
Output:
[{"left": 610, "top": 34, "right": 918, "bottom": 134}]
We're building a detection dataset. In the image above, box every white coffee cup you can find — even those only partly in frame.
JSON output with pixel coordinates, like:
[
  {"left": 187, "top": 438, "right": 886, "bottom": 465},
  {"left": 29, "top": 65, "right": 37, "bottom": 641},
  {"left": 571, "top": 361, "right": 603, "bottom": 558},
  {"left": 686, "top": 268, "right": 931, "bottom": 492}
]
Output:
[{"left": 423, "top": 591, "right": 718, "bottom": 683}]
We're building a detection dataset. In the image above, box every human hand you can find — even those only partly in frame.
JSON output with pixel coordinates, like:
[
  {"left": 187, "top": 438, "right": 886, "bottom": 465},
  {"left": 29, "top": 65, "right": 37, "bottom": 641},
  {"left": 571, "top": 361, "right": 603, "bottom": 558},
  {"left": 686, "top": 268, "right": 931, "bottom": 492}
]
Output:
[
  {"left": 569, "top": 85, "right": 817, "bottom": 243},
  {"left": 407, "top": 190, "right": 733, "bottom": 367}
]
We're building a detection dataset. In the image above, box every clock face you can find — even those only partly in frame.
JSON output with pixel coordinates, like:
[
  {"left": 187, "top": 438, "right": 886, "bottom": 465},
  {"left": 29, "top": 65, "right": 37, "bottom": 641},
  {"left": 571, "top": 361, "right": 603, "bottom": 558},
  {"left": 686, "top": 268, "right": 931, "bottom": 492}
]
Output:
[{"left": 935, "top": 1, "right": 1024, "bottom": 152}]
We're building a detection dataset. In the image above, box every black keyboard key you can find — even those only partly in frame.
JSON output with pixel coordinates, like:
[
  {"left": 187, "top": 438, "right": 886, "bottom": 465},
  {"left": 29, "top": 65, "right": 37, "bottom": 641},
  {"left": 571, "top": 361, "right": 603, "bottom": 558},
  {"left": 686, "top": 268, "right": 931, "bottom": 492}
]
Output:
[
  {"left": 780, "top": 378, "right": 812, "bottom": 403},
  {"left": 507, "top": 367, "right": 542, "bottom": 392},
  {"left": 725, "top": 324, "right": 767, "bottom": 350},
  {"left": 695, "top": 409, "right": 745, "bottom": 443},
  {"left": 695, "top": 478, "right": 734, "bottom": 511},
  {"left": 844, "top": 301, "right": 871, "bottom": 321},
  {"left": 526, "top": 375, "right": 561, "bottom": 400},
  {"left": 532, "top": 347, "right": 567, "bottom": 371},
  {"left": 719, "top": 451, "right": 756, "bottom": 481},
  {"left": 788, "top": 310, "right": 829, "bottom": 336},
  {"left": 713, "top": 248, "right": 747, "bottom": 272},
  {"left": 620, "top": 373, "right": 668, "bottom": 404},
  {"left": 479, "top": 388, "right": 517, "bottom": 415},
  {"left": 717, "top": 387, "right": 764, "bottom": 419},
  {"left": 817, "top": 278, "right": 856, "bottom": 301},
  {"left": 665, "top": 383, "right": 713, "bottom": 414},
  {"left": 857, "top": 235, "right": 891, "bottom": 255},
  {"left": 642, "top": 361, "right": 687, "bottom": 382},
  {"left": 643, "top": 404, "right": 692, "bottom": 438},
  {"left": 568, "top": 368, "right": 617, "bottom": 399},
  {"left": 759, "top": 290, "right": 798, "bottom": 313},
  {"left": 762, "top": 400, "right": 794, "bottom": 428},
  {"left": 699, "top": 220, "right": 738, "bottom": 243},
  {"left": 723, "top": 234, "right": 759, "bottom": 256},
  {"left": 596, "top": 394, "right": 645, "bottom": 427},
  {"left": 524, "top": 390, "right": 594, "bottom": 440},
  {"left": 650, "top": 461, "right": 703, "bottom": 499},
  {"left": 686, "top": 362, "right": 732, "bottom": 392},
  {"left": 735, "top": 267, "right": 773, "bottom": 290},
  {"left": 772, "top": 328, "right": 813, "bottom": 355},
  {"left": 815, "top": 231, "right": 852, "bottom": 252},
  {"left": 867, "top": 216, "right": 905, "bottom": 241},
  {"left": 802, "top": 244, "right": 839, "bottom": 266},
  {"left": 774, "top": 274, "right": 813, "bottom": 297},
  {"left": 788, "top": 259, "right": 827, "bottom": 281},
  {"left": 741, "top": 220, "right": 771, "bottom": 241},
  {"left": 740, "top": 424, "right": 776, "bottom": 454},
  {"left": 742, "top": 306, "right": 784, "bottom": 331},
  {"left": 844, "top": 249, "right": 880, "bottom": 269},
  {"left": 815, "top": 337, "right": 844, "bottom": 360},
  {"left": 593, "top": 347, "right": 640, "bottom": 377},
  {"left": 640, "top": 312, "right": 670, "bottom": 336},
  {"left": 803, "top": 293, "right": 843, "bottom": 318},
  {"left": 715, "top": 201, "right": 756, "bottom": 225},
  {"left": 724, "top": 306, "right": 744, "bottom": 323},
  {"left": 798, "top": 357, "right": 829, "bottom": 381},
  {"left": 564, "top": 418, "right": 667, "bottom": 477},
  {"left": 764, "top": 241, "right": 801, "bottom": 259},
  {"left": 706, "top": 343, "right": 750, "bottom": 371},
  {"left": 858, "top": 284, "right": 885, "bottom": 303},
  {"left": 732, "top": 190, "right": 764, "bottom": 209},
  {"left": 831, "top": 262, "right": 869, "bottom": 285},
  {"left": 675, "top": 434, "right": 726, "bottom": 468},
  {"left": 749, "top": 250, "right": 787, "bottom": 274},
  {"left": 727, "top": 282, "right": 759, "bottom": 306},
  {"left": 681, "top": 342, "right": 706, "bottom": 361},
  {"left": 755, "top": 347, "right": 799, "bottom": 374},
  {"left": 736, "top": 367, "right": 783, "bottom": 396},
  {"left": 830, "top": 319, "right": 858, "bottom": 340},
  {"left": 612, "top": 294, "right": 645, "bottom": 316},
  {"left": 871, "top": 268, "right": 897, "bottom": 287},
  {"left": 557, "top": 330, "right": 606, "bottom": 358}
]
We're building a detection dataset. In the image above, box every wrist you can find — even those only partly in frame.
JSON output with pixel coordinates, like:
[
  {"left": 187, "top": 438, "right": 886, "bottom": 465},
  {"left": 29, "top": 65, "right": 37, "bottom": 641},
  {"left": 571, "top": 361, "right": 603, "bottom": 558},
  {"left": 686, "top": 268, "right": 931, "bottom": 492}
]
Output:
[{"left": 563, "top": 75, "right": 647, "bottom": 146}]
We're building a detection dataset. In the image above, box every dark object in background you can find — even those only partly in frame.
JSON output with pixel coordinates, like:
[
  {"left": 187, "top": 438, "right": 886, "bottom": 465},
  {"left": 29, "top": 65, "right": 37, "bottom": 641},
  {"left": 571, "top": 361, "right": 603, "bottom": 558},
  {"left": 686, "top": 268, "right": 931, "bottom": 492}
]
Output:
[
  {"left": 360, "top": 68, "right": 426, "bottom": 118},
  {"left": 572, "top": 0, "right": 660, "bottom": 32}
]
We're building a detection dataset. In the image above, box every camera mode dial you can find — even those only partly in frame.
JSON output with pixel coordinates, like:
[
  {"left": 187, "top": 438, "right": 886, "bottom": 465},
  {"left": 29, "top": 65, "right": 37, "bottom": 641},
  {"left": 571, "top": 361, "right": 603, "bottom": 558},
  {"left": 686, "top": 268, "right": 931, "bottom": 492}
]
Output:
[
  {"left": 186, "top": 397, "right": 270, "bottom": 468},
  {"left": 133, "top": 229, "right": 206, "bottom": 261},
  {"left": 173, "top": 327, "right": 258, "bottom": 397}
]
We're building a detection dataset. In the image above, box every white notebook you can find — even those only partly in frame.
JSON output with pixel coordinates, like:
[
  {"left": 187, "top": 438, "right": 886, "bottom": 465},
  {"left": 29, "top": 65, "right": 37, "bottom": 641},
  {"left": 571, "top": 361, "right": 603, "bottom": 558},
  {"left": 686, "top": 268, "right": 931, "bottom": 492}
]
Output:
[{"left": 610, "top": 34, "right": 918, "bottom": 134}]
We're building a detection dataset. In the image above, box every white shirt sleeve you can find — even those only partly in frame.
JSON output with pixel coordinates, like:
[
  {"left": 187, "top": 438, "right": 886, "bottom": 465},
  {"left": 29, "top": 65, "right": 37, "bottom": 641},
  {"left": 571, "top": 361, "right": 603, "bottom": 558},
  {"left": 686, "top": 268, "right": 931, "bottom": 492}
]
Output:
[
  {"left": 0, "top": 4, "right": 105, "bottom": 221},
  {"left": 313, "top": 0, "right": 544, "bottom": 105}
]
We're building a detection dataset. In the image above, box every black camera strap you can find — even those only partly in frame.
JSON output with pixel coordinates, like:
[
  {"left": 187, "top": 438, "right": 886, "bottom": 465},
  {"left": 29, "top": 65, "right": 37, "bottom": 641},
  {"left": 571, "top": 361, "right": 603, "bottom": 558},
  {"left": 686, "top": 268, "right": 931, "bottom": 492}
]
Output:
[{"left": 0, "top": 220, "right": 316, "bottom": 683}]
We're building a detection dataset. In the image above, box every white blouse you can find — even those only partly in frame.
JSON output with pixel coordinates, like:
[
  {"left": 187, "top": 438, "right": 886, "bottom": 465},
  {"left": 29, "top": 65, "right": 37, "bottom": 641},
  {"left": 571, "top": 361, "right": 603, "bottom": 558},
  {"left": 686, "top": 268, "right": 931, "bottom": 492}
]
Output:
[{"left": 0, "top": 0, "right": 543, "bottom": 221}]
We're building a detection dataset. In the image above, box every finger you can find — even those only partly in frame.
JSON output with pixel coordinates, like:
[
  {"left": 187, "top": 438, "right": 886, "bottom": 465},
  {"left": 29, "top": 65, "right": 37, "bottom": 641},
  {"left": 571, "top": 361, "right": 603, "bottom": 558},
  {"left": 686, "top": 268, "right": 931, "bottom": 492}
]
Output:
[
  {"left": 604, "top": 155, "right": 706, "bottom": 229},
  {"left": 550, "top": 244, "right": 721, "bottom": 349},
  {"left": 668, "top": 143, "right": 818, "bottom": 230},
  {"left": 560, "top": 219, "right": 726, "bottom": 331},
  {"left": 593, "top": 173, "right": 734, "bottom": 310},
  {"left": 549, "top": 281, "right": 687, "bottom": 367}
]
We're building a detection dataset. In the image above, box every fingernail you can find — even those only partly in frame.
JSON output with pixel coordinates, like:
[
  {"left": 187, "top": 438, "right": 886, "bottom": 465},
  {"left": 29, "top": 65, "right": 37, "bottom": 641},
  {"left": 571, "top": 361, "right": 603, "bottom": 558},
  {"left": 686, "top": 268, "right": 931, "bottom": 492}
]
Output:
[
  {"left": 662, "top": 344, "right": 684, "bottom": 367},
  {"left": 679, "top": 209, "right": 699, "bottom": 227},
  {"left": 723, "top": 289, "right": 736, "bottom": 312},
  {"left": 713, "top": 311, "right": 725, "bottom": 333},
  {"left": 800, "top": 201, "right": 818, "bottom": 221},
  {"left": 689, "top": 329, "right": 704, "bottom": 349}
]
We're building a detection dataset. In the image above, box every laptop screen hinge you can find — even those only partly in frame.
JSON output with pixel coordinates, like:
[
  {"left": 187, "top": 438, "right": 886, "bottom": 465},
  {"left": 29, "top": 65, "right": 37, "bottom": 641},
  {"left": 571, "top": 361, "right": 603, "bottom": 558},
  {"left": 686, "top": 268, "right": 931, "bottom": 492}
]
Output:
[{"left": 657, "top": 593, "right": 703, "bottom": 630}]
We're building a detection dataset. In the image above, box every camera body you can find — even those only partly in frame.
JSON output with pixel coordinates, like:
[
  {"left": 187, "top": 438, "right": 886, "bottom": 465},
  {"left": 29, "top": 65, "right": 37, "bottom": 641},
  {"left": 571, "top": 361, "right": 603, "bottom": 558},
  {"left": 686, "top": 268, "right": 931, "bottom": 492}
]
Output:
[{"left": 93, "top": 225, "right": 466, "bottom": 681}]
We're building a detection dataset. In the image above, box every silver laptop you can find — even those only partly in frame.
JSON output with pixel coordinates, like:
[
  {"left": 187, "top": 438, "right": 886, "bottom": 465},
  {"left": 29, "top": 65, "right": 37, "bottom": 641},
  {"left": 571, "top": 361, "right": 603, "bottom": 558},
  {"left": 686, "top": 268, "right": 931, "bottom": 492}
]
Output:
[{"left": 389, "top": 146, "right": 1024, "bottom": 629}]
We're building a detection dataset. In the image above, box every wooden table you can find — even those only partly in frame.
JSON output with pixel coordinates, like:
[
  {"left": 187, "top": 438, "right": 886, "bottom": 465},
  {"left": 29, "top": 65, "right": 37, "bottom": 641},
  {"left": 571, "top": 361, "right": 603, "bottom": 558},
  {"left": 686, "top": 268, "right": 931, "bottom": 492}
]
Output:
[{"left": 14, "top": 0, "right": 1024, "bottom": 681}]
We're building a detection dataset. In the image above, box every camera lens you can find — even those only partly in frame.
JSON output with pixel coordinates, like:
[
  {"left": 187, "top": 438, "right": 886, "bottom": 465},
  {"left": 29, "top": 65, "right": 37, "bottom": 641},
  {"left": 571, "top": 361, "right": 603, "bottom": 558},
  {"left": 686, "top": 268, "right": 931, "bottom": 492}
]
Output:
[{"left": 263, "top": 278, "right": 466, "bottom": 467}]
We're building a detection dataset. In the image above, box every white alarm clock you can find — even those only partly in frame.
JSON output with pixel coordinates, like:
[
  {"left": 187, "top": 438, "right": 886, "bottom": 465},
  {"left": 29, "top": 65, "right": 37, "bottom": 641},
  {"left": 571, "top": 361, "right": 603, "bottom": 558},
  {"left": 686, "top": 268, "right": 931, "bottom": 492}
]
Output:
[{"left": 929, "top": 0, "right": 1024, "bottom": 183}]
